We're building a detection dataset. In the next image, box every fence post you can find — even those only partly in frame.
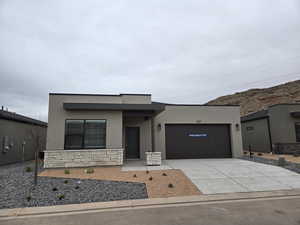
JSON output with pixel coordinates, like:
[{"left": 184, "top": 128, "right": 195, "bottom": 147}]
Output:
[{"left": 34, "top": 148, "right": 38, "bottom": 186}]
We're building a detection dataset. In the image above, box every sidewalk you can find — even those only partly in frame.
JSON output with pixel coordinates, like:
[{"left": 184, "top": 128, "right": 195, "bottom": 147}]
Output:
[{"left": 1, "top": 189, "right": 300, "bottom": 219}]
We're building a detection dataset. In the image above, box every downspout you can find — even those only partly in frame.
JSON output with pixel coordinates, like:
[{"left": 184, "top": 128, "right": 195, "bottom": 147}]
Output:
[{"left": 267, "top": 117, "right": 273, "bottom": 153}]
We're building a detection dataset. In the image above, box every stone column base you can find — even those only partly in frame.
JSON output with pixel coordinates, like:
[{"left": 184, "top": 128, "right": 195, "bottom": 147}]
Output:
[{"left": 146, "top": 152, "right": 161, "bottom": 166}]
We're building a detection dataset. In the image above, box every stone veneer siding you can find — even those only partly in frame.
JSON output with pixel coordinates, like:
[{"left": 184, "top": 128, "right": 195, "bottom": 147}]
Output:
[
  {"left": 146, "top": 152, "right": 161, "bottom": 165},
  {"left": 44, "top": 149, "right": 123, "bottom": 168}
]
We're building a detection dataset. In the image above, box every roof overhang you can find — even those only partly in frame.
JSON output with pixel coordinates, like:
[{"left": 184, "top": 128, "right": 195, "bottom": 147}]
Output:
[{"left": 63, "top": 103, "right": 165, "bottom": 112}]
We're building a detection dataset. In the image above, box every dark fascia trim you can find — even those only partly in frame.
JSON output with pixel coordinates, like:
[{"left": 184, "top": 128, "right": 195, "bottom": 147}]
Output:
[
  {"left": 64, "top": 103, "right": 165, "bottom": 111},
  {"left": 50, "top": 93, "right": 151, "bottom": 97},
  {"left": 0, "top": 110, "right": 47, "bottom": 127},
  {"left": 165, "top": 103, "right": 240, "bottom": 107},
  {"left": 241, "top": 116, "right": 269, "bottom": 123},
  {"left": 269, "top": 103, "right": 300, "bottom": 108}
]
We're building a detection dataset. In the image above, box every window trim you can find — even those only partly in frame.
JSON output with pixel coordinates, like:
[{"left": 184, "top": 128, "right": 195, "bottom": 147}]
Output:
[{"left": 64, "top": 119, "right": 107, "bottom": 150}]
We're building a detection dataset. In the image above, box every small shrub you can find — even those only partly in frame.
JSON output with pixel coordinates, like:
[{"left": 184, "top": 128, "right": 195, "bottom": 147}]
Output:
[
  {"left": 149, "top": 176, "right": 153, "bottom": 181},
  {"left": 64, "top": 169, "right": 70, "bottom": 174},
  {"left": 85, "top": 168, "right": 94, "bottom": 174},
  {"left": 162, "top": 173, "right": 167, "bottom": 176},
  {"left": 64, "top": 180, "right": 68, "bottom": 184},
  {"left": 25, "top": 167, "right": 32, "bottom": 172},
  {"left": 168, "top": 183, "right": 174, "bottom": 188},
  {"left": 75, "top": 186, "right": 80, "bottom": 190},
  {"left": 26, "top": 196, "right": 31, "bottom": 201},
  {"left": 257, "top": 153, "right": 263, "bottom": 156},
  {"left": 52, "top": 187, "right": 58, "bottom": 191},
  {"left": 133, "top": 174, "right": 137, "bottom": 178},
  {"left": 146, "top": 170, "right": 149, "bottom": 174},
  {"left": 58, "top": 194, "right": 65, "bottom": 200}
]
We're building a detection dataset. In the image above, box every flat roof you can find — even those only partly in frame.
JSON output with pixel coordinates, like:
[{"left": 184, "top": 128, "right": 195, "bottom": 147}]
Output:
[
  {"left": 50, "top": 93, "right": 151, "bottom": 96},
  {"left": 0, "top": 110, "right": 47, "bottom": 127},
  {"left": 241, "top": 109, "right": 269, "bottom": 122}
]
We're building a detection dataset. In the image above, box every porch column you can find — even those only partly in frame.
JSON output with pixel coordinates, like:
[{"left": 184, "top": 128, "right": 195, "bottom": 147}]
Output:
[{"left": 151, "top": 117, "right": 155, "bottom": 152}]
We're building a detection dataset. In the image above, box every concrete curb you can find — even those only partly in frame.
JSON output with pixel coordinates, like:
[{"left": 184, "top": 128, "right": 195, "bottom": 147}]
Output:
[{"left": 1, "top": 189, "right": 300, "bottom": 218}]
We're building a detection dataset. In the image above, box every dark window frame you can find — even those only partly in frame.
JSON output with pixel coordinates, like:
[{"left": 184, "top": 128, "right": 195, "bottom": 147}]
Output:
[
  {"left": 295, "top": 122, "right": 300, "bottom": 142},
  {"left": 64, "top": 119, "right": 107, "bottom": 150}
]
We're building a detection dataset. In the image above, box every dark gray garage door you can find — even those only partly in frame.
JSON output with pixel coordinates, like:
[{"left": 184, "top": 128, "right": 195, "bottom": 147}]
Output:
[{"left": 165, "top": 124, "right": 232, "bottom": 159}]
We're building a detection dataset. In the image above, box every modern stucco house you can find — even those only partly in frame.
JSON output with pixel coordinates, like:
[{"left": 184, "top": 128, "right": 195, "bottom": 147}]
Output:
[
  {"left": 241, "top": 103, "right": 300, "bottom": 153},
  {"left": 44, "top": 93, "right": 243, "bottom": 168},
  {"left": 0, "top": 108, "right": 47, "bottom": 165}
]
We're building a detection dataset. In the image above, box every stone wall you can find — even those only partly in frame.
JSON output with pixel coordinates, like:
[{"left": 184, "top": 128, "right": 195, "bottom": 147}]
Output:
[
  {"left": 146, "top": 152, "right": 161, "bottom": 166},
  {"left": 44, "top": 149, "right": 123, "bottom": 168},
  {"left": 273, "top": 143, "right": 300, "bottom": 154}
]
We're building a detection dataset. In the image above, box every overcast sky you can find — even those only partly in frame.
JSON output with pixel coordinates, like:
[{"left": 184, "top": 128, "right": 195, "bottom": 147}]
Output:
[{"left": 1, "top": 0, "right": 300, "bottom": 122}]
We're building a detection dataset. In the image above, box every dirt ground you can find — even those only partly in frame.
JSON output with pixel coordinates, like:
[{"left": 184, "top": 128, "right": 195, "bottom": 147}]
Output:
[
  {"left": 245, "top": 151, "right": 300, "bottom": 163},
  {"left": 39, "top": 167, "right": 201, "bottom": 198}
]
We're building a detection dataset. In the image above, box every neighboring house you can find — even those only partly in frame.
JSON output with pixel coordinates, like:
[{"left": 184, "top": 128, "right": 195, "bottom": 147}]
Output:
[
  {"left": 0, "top": 109, "right": 47, "bottom": 166},
  {"left": 44, "top": 93, "right": 243, "bottom": 168},
  {"left": 241, "top": 103, "right": 300, "bottom": 153}
]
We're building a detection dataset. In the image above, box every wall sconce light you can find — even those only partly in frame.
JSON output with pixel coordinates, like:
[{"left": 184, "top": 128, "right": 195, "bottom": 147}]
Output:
[
  {"left": 235, "top": 123, "right": 240, "bottom": 131},
  {"left": 157, "top": 123, "right": 162, "bottom": 130}
]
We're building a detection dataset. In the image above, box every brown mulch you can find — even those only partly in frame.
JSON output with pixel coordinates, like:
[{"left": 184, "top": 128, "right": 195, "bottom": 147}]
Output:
[{"left": 39, "top": 167, "right": 201, "bottom": 198}]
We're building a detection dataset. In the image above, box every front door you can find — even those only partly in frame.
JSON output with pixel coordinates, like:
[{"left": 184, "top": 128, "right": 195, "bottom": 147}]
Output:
[{"left": 125, "top": 127, "right": 140, "bottom": 159}]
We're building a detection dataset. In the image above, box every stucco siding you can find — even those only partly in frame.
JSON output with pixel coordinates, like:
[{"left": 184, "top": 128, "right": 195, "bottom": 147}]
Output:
[
  {"left": 121, "top": 95, "right": 151, "bottom": 104},
  {"left": 269, "top": 105, "right": 300, "bottom": 143},
  {"left": 46, "top": 95, "right": 123, "bottom": 151},
  {"left": 153, "top": 105, "right": 243, "bottom": 159},
  {"left": 241, "top": 118, "right": 271, "bottom": 152},
  {"left": 0, "top": 119, "right": 47, "bottom": 165}
]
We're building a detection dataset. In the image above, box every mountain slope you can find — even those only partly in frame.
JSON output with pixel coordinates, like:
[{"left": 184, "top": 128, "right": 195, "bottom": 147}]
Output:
[{"left": 206, "top": 79, "right": 300, "bottom": 116}]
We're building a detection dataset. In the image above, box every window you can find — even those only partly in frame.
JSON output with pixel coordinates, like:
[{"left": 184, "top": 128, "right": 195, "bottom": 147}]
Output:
[
  {"left": 295, "top": 123, "right": 300, "bottom": 142},
  {"left": 246, "top": 126, "right": 254, "bottom": 131},
  {"left": 65, "top": 119, "right": 106, "bottom": 149}
]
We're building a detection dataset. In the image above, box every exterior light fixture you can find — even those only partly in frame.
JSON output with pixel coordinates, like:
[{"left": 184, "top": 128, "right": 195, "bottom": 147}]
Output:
[
  {"left": 157, "top": 123, "right": 162, "bottom": 130},
  {"left": 235, "top": 123, "right": 240, "bottom": 131}
]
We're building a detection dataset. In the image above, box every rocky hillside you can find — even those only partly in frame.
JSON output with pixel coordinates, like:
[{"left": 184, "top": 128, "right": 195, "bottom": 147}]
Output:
[{"left": 206, "top": 79, "right": 300, "bottom": 116}]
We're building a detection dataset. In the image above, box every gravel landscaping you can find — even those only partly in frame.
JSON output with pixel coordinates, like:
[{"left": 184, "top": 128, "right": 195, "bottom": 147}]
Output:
[
  {"left": 0, "top": 161, "right": 148, "bottom": 209},
  {"left": 241, "top": 155, "right": 300, "bottom": 174}
]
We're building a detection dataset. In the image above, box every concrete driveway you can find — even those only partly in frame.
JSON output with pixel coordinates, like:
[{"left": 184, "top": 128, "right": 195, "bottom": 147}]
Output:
[{"left": 166, "top": 159, "right": 300, "bottom": 194}]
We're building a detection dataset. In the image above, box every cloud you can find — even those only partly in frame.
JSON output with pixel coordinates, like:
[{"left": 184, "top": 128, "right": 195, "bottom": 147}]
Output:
[{"left": 0, "top": 0, "right": 300, "bottom": 121}]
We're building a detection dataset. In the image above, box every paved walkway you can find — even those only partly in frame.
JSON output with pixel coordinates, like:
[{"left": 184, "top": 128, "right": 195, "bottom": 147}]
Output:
[
  {"left": 122, "top": 159, "right": 300, "bottom": 194},
  {"left": 166, "top": 159, "right": 300, "bottom": 194}
]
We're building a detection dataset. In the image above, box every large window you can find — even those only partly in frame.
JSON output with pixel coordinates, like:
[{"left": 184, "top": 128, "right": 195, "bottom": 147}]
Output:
[
  {"left": 295, "top": 123, "right": 300, "bottom": 142},
  {"left": 65, "top": 119, "right": 106, "bottom": 149}
]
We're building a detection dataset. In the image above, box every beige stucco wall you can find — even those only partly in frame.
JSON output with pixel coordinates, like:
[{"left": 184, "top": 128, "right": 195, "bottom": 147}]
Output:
[
  {"left": 121, "top": 95, "right": 151, "bottom": 104},
  {"left": 153, "top": 105, "right": 243, "bottom": 159},
  {"left": 46, "top": 94, "right": 123, "bottom": 150},
  {"left": 123, "top": 118, "right": 152, "bottom": 159}
]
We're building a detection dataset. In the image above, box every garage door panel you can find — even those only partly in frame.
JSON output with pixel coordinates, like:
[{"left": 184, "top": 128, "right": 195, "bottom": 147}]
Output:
[{"left": 165, "top": 124, "right": 232, "bottom": 159}]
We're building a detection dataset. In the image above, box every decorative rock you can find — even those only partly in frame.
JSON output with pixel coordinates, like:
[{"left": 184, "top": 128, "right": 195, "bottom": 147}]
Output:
[{"left": 0, "top": 161, "right": 147, "bottom": 209}]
